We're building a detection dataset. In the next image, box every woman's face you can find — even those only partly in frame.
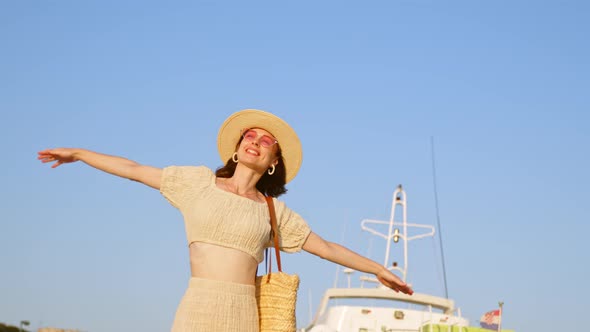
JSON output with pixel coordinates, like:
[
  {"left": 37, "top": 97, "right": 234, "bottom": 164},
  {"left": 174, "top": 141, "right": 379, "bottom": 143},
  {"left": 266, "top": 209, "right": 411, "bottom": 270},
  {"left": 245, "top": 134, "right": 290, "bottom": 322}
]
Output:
[{"left": 237, "top": 128, "right": 279, "bottom": 170}]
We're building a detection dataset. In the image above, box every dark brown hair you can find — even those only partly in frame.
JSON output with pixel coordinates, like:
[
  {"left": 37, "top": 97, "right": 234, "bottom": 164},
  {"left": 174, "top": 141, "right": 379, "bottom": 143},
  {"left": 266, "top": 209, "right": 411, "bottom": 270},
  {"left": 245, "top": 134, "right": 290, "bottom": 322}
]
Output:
[{"left": 215, "top": 139, "right": 288, "bottom": 197}]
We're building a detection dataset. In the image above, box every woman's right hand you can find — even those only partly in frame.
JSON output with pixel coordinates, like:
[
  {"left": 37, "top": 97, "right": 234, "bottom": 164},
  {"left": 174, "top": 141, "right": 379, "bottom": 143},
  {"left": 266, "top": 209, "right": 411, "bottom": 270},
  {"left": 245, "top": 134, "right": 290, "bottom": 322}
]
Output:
[
  {"left": 37, "top": 148, "right": 162, "bottom": 189},
  {"left": 38, "top": 148, "right": 81, "bottom": 168}
]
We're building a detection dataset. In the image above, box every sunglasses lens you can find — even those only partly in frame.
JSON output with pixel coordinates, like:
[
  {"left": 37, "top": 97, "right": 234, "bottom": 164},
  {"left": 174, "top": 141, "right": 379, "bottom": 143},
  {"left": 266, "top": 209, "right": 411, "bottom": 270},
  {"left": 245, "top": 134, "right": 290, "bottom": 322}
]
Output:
[
  {"left": 243, "top": 130, "right": 257, "bottom": 141},
  {"left": 242, "top": 129, "right": 277, "bottom": 147},
  {"left": 259, "top": 136, "right": 276, "bottom": 147}
]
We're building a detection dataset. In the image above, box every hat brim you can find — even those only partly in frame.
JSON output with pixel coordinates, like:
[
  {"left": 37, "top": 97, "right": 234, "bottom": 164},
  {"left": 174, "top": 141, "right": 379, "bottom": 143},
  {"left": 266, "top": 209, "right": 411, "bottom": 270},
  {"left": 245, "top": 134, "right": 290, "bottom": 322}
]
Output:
[{"left": 217, "top": 109, "right": 302, "bottom": 183}]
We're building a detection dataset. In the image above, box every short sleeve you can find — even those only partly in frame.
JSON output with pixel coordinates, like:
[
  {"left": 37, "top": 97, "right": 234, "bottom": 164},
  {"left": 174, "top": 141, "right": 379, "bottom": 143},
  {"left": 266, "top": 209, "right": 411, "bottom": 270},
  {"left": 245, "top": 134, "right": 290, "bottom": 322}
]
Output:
[
  {"left": 160, "top": 166, "right": 212, "bottom": 209},
  {"left": 273, "top": 199, "right": 312, "bottom": 253}
]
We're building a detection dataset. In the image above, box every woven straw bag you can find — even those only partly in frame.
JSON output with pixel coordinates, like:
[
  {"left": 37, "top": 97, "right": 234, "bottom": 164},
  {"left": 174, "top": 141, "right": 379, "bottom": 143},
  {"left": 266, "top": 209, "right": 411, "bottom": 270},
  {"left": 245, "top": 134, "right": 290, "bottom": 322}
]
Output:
[{"left": 255, "top": 197, "right": 300, "bottom": 332}]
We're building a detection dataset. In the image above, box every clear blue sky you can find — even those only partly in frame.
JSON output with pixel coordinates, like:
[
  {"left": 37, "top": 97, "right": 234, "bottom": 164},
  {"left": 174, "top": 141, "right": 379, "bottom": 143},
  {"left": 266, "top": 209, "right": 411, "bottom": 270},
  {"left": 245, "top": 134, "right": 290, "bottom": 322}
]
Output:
[{"left": 1, "top": 1, "right": 588, "bottom": 331}]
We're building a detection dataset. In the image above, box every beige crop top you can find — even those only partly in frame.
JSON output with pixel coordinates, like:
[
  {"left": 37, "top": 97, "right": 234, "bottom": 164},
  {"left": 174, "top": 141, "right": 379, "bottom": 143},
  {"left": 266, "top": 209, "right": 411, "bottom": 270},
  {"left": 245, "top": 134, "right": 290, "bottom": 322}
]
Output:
[{"left": 160, "top": 166, "right": 312, "bottom": 263}]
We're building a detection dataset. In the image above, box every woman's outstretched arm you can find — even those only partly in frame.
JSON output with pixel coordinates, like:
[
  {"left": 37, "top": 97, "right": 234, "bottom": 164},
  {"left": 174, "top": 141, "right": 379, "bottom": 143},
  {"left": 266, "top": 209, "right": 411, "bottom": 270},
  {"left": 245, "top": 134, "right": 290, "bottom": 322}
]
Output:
[
  {"left": 38, "top": 148, "right": 162, "bottom": 189},
  {"left": 302, "top": 232, "right": 413, "bottom": 295}
]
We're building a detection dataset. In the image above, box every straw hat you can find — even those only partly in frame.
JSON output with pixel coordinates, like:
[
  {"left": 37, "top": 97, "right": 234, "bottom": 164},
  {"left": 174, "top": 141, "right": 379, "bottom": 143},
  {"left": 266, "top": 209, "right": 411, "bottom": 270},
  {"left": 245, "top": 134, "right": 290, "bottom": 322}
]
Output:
[{"left": 217, "top": 109, "right": 302, "bottom": 183}]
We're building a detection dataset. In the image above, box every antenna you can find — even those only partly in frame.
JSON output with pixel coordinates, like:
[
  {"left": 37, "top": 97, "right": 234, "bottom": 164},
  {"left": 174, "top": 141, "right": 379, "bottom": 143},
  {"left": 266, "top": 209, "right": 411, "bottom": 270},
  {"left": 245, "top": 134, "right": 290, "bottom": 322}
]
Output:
[{"left": 431, "top": 136, "right": 449, "bottom": 299}]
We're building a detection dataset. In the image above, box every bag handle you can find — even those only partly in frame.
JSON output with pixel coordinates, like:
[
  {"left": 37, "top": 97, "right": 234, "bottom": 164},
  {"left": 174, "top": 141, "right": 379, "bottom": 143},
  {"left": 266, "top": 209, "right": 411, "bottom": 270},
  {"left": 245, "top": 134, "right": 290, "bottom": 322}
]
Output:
[{"left": 265, "top": 196, "right": 282, "bottom": 273}]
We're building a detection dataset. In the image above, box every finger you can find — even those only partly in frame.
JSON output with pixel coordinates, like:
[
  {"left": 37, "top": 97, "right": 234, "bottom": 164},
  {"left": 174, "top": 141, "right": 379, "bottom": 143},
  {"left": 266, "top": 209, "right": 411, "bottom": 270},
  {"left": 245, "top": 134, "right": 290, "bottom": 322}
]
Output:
[
  {"left": 402, "top": 286, "right": 413, "bottom": 295},
  {"left": 392, "top": 283, "right": 411, "bottom": 294},
  {"left": 40, "top": 156, "right": 56, "bottom": 163},
  {"left": 51, "top": 161, "right": 62, "bottom": 168},
  {"left": 38, "top": 150, "right": 56, "bottom": 157},
  {"left": 38, "top": 153, "right": 56, "bottom": 160},
  {"left": 387, "top": 282, "right": 400, "bottom": 292}
]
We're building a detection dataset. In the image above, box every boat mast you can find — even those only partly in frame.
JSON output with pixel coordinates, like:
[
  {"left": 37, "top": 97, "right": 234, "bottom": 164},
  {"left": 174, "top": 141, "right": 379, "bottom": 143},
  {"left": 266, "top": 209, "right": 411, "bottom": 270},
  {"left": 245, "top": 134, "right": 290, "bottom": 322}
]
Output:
[
  {"left": 361, "top": 185, "right": 434, "bottom": 284},
  {"left": 383, "top": 186, "right": 408, "bottom": 281}
]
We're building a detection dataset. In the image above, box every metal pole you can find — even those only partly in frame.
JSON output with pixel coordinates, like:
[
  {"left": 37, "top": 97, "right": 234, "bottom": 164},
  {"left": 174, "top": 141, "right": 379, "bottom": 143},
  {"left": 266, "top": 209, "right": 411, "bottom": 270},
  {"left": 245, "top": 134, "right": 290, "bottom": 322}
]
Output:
[
  {"left": 497, "top": 302, "right": 504, "bottom": 332},
  {"left": 308, "top": 289, "right": 313, "bottom": 327},
  {"left": 402, "top": 189, "right": 408, "bottom": 282},
  {"left": 428, "top": 304, "right": 433, "bottom": 332},
  {"left": 383, "top": 187, "right": 399, "bottom": 268},
  {"left": 431, "top": 136, "right": 449, "bottom": 299}
]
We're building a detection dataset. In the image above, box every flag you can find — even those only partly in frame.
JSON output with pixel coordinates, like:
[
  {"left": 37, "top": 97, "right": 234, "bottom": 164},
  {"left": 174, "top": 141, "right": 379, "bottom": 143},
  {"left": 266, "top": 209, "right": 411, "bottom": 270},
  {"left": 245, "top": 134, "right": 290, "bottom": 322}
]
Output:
[{"left": 480, "top": 309, "right": 500, "bottom": 330}]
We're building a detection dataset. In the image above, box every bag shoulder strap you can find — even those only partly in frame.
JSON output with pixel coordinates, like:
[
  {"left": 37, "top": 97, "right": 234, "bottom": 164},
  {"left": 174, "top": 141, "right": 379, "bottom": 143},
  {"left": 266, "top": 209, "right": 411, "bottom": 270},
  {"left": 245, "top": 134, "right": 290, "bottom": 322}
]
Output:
[{"left": 265, "top": 196, "right": 282, "bottom": 272}]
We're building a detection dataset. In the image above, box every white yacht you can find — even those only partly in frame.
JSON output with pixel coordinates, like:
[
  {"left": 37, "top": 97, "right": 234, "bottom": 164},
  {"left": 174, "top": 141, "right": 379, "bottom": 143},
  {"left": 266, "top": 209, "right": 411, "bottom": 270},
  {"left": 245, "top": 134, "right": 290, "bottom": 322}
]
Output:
[{"left": 303, "top": 185, "right": 513, "bottom": 332}]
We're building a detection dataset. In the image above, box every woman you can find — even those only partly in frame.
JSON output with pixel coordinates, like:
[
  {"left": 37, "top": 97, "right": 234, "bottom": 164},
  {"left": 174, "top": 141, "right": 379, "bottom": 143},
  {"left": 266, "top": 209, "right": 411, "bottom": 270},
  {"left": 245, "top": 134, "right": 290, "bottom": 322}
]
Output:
[{"left": 38, "top": 109, "right": 413, "bottom": 332}]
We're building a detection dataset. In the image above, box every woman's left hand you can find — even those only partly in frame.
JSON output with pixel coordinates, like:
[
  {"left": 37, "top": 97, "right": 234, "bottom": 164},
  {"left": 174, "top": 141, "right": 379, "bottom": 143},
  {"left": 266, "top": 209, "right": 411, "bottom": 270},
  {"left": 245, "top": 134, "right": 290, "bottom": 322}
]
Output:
[
  {"left": 376, "top": 269, "right": 414, "bottom": 295},
  {"left": 303, "top": 233, "right": 415, "bottom": 295}
]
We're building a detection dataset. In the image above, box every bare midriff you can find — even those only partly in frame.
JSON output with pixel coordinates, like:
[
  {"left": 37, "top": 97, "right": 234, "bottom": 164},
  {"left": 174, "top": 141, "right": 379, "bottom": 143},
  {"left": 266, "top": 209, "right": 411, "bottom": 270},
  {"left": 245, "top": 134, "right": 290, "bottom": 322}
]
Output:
[{"left": 189, "top": 242, "right": 259, "bottom": 285}]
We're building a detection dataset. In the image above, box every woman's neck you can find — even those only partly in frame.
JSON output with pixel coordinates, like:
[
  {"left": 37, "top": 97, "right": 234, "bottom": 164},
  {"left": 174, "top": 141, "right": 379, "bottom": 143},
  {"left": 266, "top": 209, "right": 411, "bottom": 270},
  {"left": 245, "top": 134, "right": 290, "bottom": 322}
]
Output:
[{"left": 218, "top": 167, "right": 265, "bottom": 202}]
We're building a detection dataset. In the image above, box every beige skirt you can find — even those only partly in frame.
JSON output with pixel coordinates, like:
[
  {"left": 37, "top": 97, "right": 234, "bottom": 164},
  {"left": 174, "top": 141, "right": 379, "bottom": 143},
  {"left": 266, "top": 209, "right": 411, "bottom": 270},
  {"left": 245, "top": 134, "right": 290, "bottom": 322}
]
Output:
[{"left": 171, "top": 277, "right": 259, "bottom": 332}]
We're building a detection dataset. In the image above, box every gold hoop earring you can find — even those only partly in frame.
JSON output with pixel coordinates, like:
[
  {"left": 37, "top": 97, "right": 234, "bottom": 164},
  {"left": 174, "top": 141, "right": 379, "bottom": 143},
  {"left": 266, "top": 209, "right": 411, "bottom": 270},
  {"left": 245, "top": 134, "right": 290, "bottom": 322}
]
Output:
[
  {"left": 232, "top": 152, "right": 238, "bottom": 163},
  {"left": 268, "top": 164, "right": 275, "bottom": 175}
]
